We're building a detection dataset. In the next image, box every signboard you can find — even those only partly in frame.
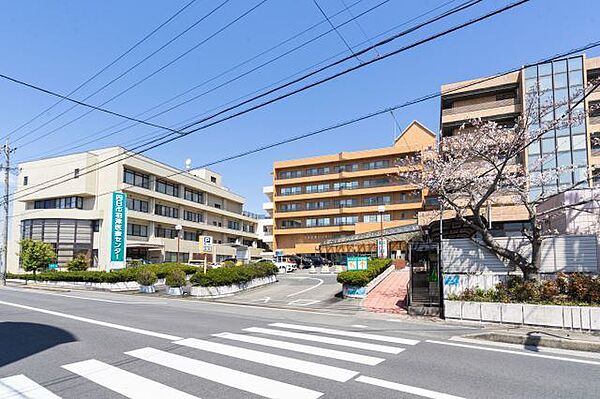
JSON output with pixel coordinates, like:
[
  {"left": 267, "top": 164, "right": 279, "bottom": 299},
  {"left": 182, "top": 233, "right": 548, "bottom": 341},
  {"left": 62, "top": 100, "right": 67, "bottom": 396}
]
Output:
[
  {"left": 48, "top": 263, "right": 59, "bottom": 270},
  {"left": 275, "top": 249, "right": 284, "bottom": 257},
  {"left": 377, "top": 238, "right": 388, "bottom": 258},
  {"left": 443, "top": 275, "right": 459, "bottom": 286},
  {"left": 109, "top": 192, "right": 127, "bottom": 269},
  {"left": 200, "top": 236, "right": 213, "bottom": 253},
  {"left": 347, "top": 256, "right": 368, "bottom": 271}
]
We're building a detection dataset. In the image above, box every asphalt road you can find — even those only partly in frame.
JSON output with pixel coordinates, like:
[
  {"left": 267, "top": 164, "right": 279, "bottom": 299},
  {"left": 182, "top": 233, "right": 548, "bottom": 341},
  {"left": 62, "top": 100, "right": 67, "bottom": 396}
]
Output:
[{"left": 1, "top": 285, "right": 600, "bottom": 398}]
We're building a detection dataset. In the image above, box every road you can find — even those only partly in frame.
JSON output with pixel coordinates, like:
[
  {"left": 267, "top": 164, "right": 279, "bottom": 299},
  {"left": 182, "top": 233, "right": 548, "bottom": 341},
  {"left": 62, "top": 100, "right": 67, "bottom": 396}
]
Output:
[{"left": 1, "top": 284, "right": 600, "bottom": 398}]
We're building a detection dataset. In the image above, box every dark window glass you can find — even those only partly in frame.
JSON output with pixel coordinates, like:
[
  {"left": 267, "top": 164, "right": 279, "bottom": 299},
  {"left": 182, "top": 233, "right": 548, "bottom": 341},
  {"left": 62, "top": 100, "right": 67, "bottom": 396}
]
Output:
[
  {"left": 34, "top": 196, "right": 83, "bottom": 210},
  {"left": 155, "top": 227, "right": 178, "bottom": 239},
  {"left": 227, "top": 220, "right": 241, "bottom": 230},
  {"left": 183, "top": 210, "right": 203, "bottom": 223},
  {"left": 183, "top": 231, "right": 199, "bottom": 241},
  {"left": 123, "top": 169, "right": 150, "bottom": 189},
  {"left": 183, "top": 188, "right": 203, "bottom": 203},
  {"left": 127, "top": 223, "right": 148, "bottom": 237},
  {"left": 155, "top": 204, "right": 179, "bottom": 218},
  {"left": 155, "top": 179, "right": 179, "bottom": 197},
  {"left": 126, "top": 197, "right": 149, "bottom": 213},
  {"left": 23, "top": 176, "right": 28, "bottom": 186}
]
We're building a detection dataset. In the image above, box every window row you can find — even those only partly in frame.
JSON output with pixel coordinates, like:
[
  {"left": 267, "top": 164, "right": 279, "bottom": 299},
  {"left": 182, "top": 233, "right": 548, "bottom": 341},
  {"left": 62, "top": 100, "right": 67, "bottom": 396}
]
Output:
[
  {"left": 155, "top": 204, "right": 179, "bottom": 218},
  {"left": 280, "top": 214, "right": 397, "bottom": 228},
  {"left": 278, "top": 193, "right": 420, "bottom": 212},
  {"left": 279, "top": 178, "right": 394, "bottom": 196},
  {"left": 34, "top": 196, "right": 83, "bottom": 210},
  {"left": 127, "top": 223, "right": 201, "bottom": 241},
  {"left": 123, "top": 169, "right": 206, "bottom": 204},
  {"left": 127, "top": 197, "right": 149, "bottom": 213},
  {"left": 277, "top": 159, "right": 395, "bottom": 179}
]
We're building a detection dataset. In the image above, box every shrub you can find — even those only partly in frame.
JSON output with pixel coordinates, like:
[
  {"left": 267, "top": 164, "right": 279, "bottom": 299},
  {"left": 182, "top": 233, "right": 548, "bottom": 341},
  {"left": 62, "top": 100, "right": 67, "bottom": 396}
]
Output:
[
  {"left": 136, "top": 269, "right": 158, "bottom": 286},
  {"left": 190, "top": 262, "right": 278, "bottom": 287},
  {"left": 67, "top": 255, "right": 90, "bottom": 272},
  {"left": 336, "top": 259, "right": 392, "bottom": 287},
  {"left": 540, "top": 280, "right": 560, "bottom": 301},
  {"left": 18, "top": 239, "right": 56, "bottom": 275},
  {"left": 568, "top": 273, "right": 592, "bottom": 302},
  {"left": 165, "top": 268, "right": 186, "bottom": 287},
  {"left": 221, "top": 261, "right": 236, "bottom": 268}
]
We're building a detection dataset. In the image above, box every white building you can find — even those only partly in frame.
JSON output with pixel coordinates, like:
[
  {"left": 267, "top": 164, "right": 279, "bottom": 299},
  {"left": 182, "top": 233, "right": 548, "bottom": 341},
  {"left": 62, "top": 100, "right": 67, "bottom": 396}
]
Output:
[
  {"left": 259, "top": 185, "right": 274, "bottom": 251},
  {"left": 8, "top": 147, "right": 261, "bottom": 272}
]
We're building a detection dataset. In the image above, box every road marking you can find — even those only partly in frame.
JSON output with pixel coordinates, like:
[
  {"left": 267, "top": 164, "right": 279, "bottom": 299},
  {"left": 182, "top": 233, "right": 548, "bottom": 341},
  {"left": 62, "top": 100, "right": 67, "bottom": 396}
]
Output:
[
  {"left": 0, "top": 300, "right": 182, "bottom": 341},
  {"left": 244, "top": 327, "right": 404, "bottom": 354},
  {"left": 2, "top": 286, "right": 158, "bottom": 304},
  {"left": 356, "top": 376, "right": 465, "bottom": 399},
  {"left": 351, "top": 324, "right": 368, "bottom": 328},
  {"left": 426, "top": 340, "right": 600, "bottom": 366},
  {"left": 62, "top": 359, "right": 197, "bottom": 399},
  {"left": 287, "top": 299, "right": 320, "bottom": 307},
  {"left": 0, "top": 374, "right": 61, "bottom": 399},
  {"left": 126, "top": 347, "right": 322, "bottom": 399},
  {"left": 270, "top": 323, "right": 420, "bottom": 346},
  {"left": 286, "top": 278, "right": 324, "bottom": 297},
  {"left": 214, "top": 332, "right": 385, "bottom": 365},
  {"left": 174, "top": 338, "right": 359, "bottom": 382},
  {"left": 252, "top": 296, "right": 271, "bottom": 303}
]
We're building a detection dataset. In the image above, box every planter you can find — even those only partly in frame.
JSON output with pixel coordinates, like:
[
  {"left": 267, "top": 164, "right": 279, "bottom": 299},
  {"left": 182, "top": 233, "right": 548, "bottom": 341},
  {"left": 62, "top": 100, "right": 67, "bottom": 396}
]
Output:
[
  {"left": 342, "top": 284, "right": 367, "bottom": 299},
  {"left": 8, "top": 279, "right": 139, "bottom": 292},
  {"left": 139, "top": 285, "right": 156, "bottom": 294},
  {"left": 166, "top": 286, "right": 184, "bottom": 296},
  {"left": 190, "top": 275, "right": 276, "bottom": 298}
]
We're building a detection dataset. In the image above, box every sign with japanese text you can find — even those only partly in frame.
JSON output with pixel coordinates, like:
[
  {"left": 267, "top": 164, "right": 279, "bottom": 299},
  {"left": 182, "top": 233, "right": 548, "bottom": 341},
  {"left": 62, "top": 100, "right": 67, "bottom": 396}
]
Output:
[
  {"left": 377, "top": 238, "right": 388, "bottom": 258},
  {"left": 200, "top": 235, "right": 213, "bottom": 253},
  {"left": 347, "top": 256, "right": 368, "bottom": 271},
  {"left": 109, "top": 192, "right": 127, "bottom": 268}
]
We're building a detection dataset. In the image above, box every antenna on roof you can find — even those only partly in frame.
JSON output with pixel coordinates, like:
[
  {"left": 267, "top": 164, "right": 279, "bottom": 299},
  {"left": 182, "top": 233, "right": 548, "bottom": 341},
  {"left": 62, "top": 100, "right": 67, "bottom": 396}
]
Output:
[{"left": 185, "top": 158, "right": 192, "bottom": 171}]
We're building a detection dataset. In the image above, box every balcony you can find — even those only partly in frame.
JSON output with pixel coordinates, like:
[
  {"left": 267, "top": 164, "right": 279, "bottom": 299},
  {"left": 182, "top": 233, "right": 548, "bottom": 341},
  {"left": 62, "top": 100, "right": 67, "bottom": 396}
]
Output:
[
  {"left": 262, "top": 201, "right": 274, "bottom": 211},
  {"left": 442, "top": 98, "right": 520, "bottom": 124},
  {"left": 263, "top": 186, "right": 274, "bottom": 194}
]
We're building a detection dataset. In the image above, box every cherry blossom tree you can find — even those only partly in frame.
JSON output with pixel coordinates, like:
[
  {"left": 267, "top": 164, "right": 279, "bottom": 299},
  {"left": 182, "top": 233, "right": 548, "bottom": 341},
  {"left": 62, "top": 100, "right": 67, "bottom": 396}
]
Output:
[{"left": 398, "top": 80, "right": 599, "bottom": 280}]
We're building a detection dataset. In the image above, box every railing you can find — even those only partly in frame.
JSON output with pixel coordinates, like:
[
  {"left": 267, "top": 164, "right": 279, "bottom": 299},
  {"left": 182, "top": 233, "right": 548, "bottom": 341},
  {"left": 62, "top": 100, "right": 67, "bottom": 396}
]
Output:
[
  {"left": 277, "top": 198, "right": 421, "bottom": 212},
  {"left": 442, "top": 98, "right": 519, "bottom": 117},
  {"left": 276, "top": 161, "right": 418, "bottom": 180},
  {"left": 279, "top": 181, "right": 401, "bottom": 196},
  {"left": 242, "top": 211, "right": 261, "bottom": 219}
]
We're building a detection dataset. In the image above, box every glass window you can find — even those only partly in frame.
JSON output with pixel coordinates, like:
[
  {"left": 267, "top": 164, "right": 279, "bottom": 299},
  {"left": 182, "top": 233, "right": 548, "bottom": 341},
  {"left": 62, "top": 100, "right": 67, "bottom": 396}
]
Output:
[
  {"left": 568, "top": 57, "right": 583, "bottom": 71},
  {"left": 538, "top": 75, "right": 552, "bottom": 92},
  {"left": 227, "top": 220, "right": 241, "bottom": 230},
  {"left": 363, "top": 214, "right": 391, "bottom": 223},
  {"left": 541, "top": 138, "right": 555, "bottom": 153},
  {"left": 183, "top": 210, "right": 203, "bottom": 223},
  {"left": 280, "top": 186, "right": 302, "bottom": 196},
  {"left": 572, "top": 150, "right": 587, "bottom": 166},
  {"left": 155, "top": 227, "right": 178, "bottom": 239},
  {"left": 571, "top": 134, "right": 586, "bottom": 151},
  {"left": 553, "top": 59, "right": 567, "bottom": 74},
  {"left": 126, "top": 197, "right": 149, "bottom": 213},
  {"left": 553, "top": 73, "right": 567, "bottom": 89},
  {"left": 155, "top": 204, "right": 179, "bottom": 218},
  {"left": 524, "top": 66, "right": 537, "bottom": 79},
  {"left": 524, "top": 78, "right": 537, "bottom": 95},
  {"left": 123, "top": 169, "right": 150, "bottom": 189},
  {"left": 155, "top": 179, "right": 179, "bottom": 197},
  {"left": 538, "top": 63, "right": 552, "bottom": 76},
  {"left": 556, "top": 136, "right": 571, "bottom": 152},
  {"left": 571, "top": 120, "right": 586, "bottom": 135},
  {"left": 528, "top": 141, "right": 541, "bottom": 155},
  {"left": 127, "top": 223, "right": 148, "bottom": 237},
  {"left": 183, "top": 231, "right": 199, "bottom": 241},
  {"left": 556, "top": 151, "right": 571, "bottom": 167},
  {"left": 555, "top": 125, "right": 570, "bottom": 137},
  {"left": 183, "top": 188, "right": 203, "bottom": 203},
  {"left": 281, "top": 220, "right": 302, "bottom": 229},
  {"left": 568, "top": 70, "right": 583, "bottom": 87},
  {"left": 528, "top": 154, "right": 541, "bottom": 171}
]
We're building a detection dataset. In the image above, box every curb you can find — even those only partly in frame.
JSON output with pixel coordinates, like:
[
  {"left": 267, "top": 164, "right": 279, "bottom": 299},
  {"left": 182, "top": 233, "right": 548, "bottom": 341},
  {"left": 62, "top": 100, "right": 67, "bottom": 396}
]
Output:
[{"left": 466, "top": 331, "right": 600, "bottom": 353}]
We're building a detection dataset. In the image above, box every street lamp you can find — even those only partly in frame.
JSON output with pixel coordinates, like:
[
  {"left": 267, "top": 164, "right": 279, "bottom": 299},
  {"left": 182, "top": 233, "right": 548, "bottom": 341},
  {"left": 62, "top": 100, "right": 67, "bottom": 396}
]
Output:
[{"left": 175, "top": 224, "right": 183, "bottom": 263}]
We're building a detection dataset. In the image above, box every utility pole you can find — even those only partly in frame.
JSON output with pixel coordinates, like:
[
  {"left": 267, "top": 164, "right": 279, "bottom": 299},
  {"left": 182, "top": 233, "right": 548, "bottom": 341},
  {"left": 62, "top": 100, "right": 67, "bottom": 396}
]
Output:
[{"left": 1, "top": 138, "right": 16, "bottom": 286}]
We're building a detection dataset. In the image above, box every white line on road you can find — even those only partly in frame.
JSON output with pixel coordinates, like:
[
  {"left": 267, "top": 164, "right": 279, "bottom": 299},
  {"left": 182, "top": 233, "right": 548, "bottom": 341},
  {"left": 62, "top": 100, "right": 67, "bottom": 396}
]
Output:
[
  {"left": 0, "top": 300, "right": 182, "bottom": 341},
  {"left": 0, "top": 374, "right": 62, "bottom": 399},
  {"left": 286, "top": 278, "right": 324, "bottom": 297},
  {"left": 214, "top": 332, "right": 385, "bottom": 365},
  {"left": 356, "top": 376, "right": 465, "bottom": 399},
  {"left": 351, "top": 324, "right": 368, "bottom": 328},
  {"left": 1, "top": 286, "right": 159, "bottom": 304},
  {"left": 244, "top": 327, "right": 404, "bottom": 354},
  {"left": 62, "top": 359, "right": 197, "bottom": 399},
  {"left": 287, "top": 299, "right": 321, "bottom": 307},
  {"left": 174, "top": 338, "right": 359, "bottom": 382},
  {"left": 270, "top": 323, "right": 420, "bottom": 346},
  {"left": 126, "top": 347, "right": 322, "bottom": 399},
  {"left": 426, "top": 340, "right": 600, "bottom": 365}
]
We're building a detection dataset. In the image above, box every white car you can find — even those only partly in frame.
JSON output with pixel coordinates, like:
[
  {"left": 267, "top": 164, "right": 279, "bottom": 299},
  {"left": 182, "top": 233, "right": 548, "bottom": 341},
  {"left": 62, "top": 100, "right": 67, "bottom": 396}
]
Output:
[{"left": 274, "top": 261, "right": 295, "bottom": 273}]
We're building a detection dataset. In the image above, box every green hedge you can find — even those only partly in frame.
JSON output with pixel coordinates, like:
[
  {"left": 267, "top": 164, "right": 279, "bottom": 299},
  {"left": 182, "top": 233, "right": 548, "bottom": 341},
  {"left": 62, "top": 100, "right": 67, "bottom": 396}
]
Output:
[
  {"left": 336, "top": 259, "right": 392, "bottom": 287},
  {"left": 190, "top": 262, "right": 278, "bottom": 287},
  {"left": 7, "top": 263, "right": 197, "bottom": 284}
]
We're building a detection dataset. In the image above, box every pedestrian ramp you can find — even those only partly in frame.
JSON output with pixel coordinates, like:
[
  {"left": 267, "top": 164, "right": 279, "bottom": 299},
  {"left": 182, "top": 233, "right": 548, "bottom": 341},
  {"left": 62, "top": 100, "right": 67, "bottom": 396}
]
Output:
[{"left": 0, "top": 323, "right": 421, "bottom": 399}]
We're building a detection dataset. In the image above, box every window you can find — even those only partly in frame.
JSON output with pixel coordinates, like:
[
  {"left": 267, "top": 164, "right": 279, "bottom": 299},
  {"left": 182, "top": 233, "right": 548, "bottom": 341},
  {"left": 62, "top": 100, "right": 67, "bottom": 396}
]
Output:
[
  {"left": 183, "top": 231, "right": 199, "bottom": 241},
  {"left": 123, "top": 168, "right": 150, "bottom": 189},
  {"left": 155, "top": 179, "right": 179, "bottom": 197},
  {"left": 333, "top": 181, "right": 358, "bottom": 191},
  {"left": 184, "top": 210, "right": 203, "bottom": 223},
  {"left": 227, "top": 220, "right": 241, "bottom": 230},
  {"left": 243, "top": 239, "right": 254, "bottom": 246},
  {"left": 23, "top": 176, "right": 28, "bottom": 186},
  {"left": 334, "top": 164, "right": 358, "bottom": 173},
  {"left": 227, "top": 237, "right": 238, "bottom": 244},
  {"left": 126, "top": 197, "right": 149, "bottom": 213},
  {"left": 214, "top": 203, "right": 222, "bottom": 209},
  {"left": 210, "top": 176, "right": 217, "bottom": 183},
  {"left": 92, "top": 220, "right": 100, "bottom": 232},
  {"left": 74, "top": 168, "right": 80, "bottom": 178},
  {"left": 363, "top": 195, "right": 391, "bottom": 206},
  {"left": 362, "top": 160, "right": 389, "bottom": 170},
  {"left": 305, "top": 166, "right": 330, "bottom": 176},
  {"left": 280, "top": 186, "right": 302, "bottom": 196},
  {"left": 242, "top": 223, "right": 255, "bottom": 233},
  {"left": 363, "top": 178, "right": 390, "bottom": 188},
  {"left": 363, "top": 214, "right": 391, "bottom": 223},
  {"left": 281, "top": 220, "right": 302, "bottom": 229},
  {"left": 155, "top": 226, "right": 178, "bottom": 239},
  {"left": 279, "top": 170, "right": 302, "bottom": 179},
  {"left": 333, "top": 216, "right": 358, "bottom": 226},
  {"left": 34, "top": 196, "right": 83, "bottom": 209},
  {"left": 306, "top": 217, "right": 330, "bottom": 227},
  {"left": 279, "top": 203, "right": 302, "bottom": 212},
  {"left": 155, "top": 204, "right": 179, "bottom": 218},
  {"left": 306, "top": 200, "right": 330, "bottom": 210},
  {"left": 305, "top": 183, "right": 329, "bottom": 194},
  {"left": 127, "top": 223, "right": 148, "bottom": 237},
  {"left": 183, "top": 188, "right": 203, "bottom": 203},
  {"left": 335, "top": 198, "right": 358, "bottom": 208}
]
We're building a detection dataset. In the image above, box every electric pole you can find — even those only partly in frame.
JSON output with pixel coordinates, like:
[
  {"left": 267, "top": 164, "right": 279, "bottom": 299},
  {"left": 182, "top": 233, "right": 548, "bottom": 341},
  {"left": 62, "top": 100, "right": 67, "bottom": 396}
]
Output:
[{"left": 1, "top": 138, "right": 16, "bottom": 286}]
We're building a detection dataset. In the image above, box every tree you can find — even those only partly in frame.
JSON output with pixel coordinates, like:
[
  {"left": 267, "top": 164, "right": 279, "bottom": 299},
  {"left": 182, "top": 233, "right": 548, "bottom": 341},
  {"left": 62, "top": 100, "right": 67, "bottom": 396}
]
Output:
[
  {"left": 18, "top": 239, "right": 56, "bottom": 275},
  {"left": 66, "top": 255, "right": 90, "bottom": 271},
  {"left": 399, "top": 80, "right": 599, "bottom": 280}
]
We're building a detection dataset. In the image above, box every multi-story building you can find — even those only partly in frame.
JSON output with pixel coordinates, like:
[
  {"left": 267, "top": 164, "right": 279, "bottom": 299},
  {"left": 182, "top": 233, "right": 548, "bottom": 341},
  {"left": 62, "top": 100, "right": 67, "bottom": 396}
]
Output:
[
  {"left": 259, "top": 185, "right": 274, "bottom": 251},
  {"left": 270, "top": 121, "right": 436, "bottom": 256},
  {"left": 7, "top": 147, "right": 260, "bottom": 272}
]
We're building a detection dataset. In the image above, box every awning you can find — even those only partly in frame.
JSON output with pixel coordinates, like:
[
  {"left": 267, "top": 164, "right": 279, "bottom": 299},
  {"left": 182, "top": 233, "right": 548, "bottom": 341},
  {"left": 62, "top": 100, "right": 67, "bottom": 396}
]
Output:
[{"left": 320, "top": 224, "right": 421, "bottom": 247}]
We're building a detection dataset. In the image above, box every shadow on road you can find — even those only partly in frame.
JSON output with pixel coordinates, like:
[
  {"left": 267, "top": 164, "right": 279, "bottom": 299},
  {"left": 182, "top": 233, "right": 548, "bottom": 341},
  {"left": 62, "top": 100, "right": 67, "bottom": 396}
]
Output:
[{"left": 0, "top": 322, "right": 77, "bottom": 366}]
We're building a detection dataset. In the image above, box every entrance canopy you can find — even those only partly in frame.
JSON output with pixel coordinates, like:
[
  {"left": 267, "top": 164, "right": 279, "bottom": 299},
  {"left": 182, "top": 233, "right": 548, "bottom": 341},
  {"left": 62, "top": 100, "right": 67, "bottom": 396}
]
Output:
[{"left": 319, "top": 224, "right": 421, "bottom": 253}]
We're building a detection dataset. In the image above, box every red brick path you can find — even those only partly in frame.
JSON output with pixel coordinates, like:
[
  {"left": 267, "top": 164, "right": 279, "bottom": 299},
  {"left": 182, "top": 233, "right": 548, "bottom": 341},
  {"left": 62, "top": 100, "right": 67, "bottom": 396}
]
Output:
[{"left": 363, "top": 269, "right": 409, "bottom": 314}]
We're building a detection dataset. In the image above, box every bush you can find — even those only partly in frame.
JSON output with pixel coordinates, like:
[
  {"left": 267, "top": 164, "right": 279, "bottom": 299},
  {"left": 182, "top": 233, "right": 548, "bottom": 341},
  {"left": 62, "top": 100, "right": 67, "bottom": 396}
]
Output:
[
  {"left": 165, "top": 268, "right": 186, "bottom": 287},
  {"left": 136, "top": 269, "right": 158, "bottom": 286},
  {"left": 336, "top": 259, "right": 392, "bottom": 287},
  {"left": 18, "top": 239, "right": 56, "bottom": 275},
  {"left": 67, "top": 255, "right": 90, "bottom": 272},
  {"left": 190, "top": 262, "right": 278, "bottom": 287}
]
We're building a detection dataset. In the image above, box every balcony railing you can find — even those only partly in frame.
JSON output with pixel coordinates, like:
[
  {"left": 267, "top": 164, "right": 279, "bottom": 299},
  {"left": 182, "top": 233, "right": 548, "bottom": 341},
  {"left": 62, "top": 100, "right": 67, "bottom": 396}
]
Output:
[
  {"left": 442, "top": 98, "right": 519, "bottom": 117},
  {"left": 279, "top": 180, "right": 402, "bottom": 196},
  {"left": 277, "top": 198, "right": 421, "bottom": 212}
]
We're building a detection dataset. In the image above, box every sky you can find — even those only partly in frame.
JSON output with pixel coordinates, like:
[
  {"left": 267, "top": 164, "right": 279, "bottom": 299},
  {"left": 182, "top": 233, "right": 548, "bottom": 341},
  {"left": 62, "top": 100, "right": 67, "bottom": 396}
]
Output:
[{"left": 0, "top": 0, "right": 599, "bottom": 213}]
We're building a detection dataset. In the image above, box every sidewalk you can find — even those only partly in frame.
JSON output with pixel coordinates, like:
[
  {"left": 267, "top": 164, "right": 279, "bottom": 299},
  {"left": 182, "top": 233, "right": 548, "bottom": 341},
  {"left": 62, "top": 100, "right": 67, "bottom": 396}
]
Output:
[{"left": 363, "top": 269, "right": 409, "bottom": 314}]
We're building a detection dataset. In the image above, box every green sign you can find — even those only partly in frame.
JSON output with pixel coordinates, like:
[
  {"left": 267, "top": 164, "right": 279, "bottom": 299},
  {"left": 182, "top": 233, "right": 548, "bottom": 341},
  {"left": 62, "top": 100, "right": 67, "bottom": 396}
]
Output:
[
  {"left": 110, "top": 192, "right": 127, "bottom": 266},
  {"left": 347, "top": 256, "right": 368, "bottom": 271}
]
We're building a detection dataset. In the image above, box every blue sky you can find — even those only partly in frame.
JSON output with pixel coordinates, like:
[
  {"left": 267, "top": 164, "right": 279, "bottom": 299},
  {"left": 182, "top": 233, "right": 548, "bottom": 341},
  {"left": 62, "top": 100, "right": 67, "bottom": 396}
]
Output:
[{"left": 1, "top": 0, "right": 599, "bottom": 212}]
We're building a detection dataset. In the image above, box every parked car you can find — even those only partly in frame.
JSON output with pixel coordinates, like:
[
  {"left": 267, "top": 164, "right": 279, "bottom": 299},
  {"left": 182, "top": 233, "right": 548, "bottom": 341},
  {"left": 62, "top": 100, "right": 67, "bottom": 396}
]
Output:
[
  {"left": 300, "top": 256, "right": 314, "bottom": 268},
  {"left": 306, "top": 255, "right": 331, "bottom": 266},
  {"left": 274, "top": 259, "right": 296, "bottom": 273}
]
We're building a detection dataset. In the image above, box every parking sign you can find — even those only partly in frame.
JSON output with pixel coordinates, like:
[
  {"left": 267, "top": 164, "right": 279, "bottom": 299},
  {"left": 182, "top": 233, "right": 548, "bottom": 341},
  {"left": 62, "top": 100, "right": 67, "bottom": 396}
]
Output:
[{"left": 200, "top": 236, "right": 213, "bottom": 253}]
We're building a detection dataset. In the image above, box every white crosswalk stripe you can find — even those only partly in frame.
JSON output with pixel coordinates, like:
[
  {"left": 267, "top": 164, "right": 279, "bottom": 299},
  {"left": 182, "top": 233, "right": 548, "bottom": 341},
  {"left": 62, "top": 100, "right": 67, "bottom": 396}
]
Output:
[
  {"left": 126, "top": 347, "right": 322, "bottom": 399},
  {"left": 270, "top": 323, "right": 420, "bottom": 346},
  {"left": 173, "top": 338, "right": 359, "bottom": 382},
  {"left": 244, "top": 326, "right": 404, "bottom": 354},
  {"left": 213, "top": 332, "right": 385, "bottom": 365},
  {"left": 0, "top": 375, "right": 61, "bottom": 399},
  {"left": 61, "top": 359, "right": 198, "bottom": 399}
]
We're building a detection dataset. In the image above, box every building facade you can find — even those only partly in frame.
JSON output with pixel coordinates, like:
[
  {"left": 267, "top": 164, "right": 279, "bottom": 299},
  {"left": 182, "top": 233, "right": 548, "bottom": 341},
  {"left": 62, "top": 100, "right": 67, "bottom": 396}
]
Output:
[
  {"left": 268, "top": 121, "right": 436, "bottom": 257},
  {"left": 8, "top": 147, "right": 260, "bottom": 272}
]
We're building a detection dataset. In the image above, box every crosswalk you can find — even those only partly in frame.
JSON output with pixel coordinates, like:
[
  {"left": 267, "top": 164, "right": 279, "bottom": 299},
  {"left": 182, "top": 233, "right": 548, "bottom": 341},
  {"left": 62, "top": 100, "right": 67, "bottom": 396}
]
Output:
[{"left": 0, "top": 323, "right": 422, "bottom": 399}]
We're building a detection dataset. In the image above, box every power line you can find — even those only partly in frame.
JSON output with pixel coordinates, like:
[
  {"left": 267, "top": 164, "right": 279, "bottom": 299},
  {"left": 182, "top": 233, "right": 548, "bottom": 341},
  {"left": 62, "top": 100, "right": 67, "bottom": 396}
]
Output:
[
  {"left": 4, "top": 0, "right": 534, "bottom": 206},
  {"left": 2, "top": 0, "right": 199, "bottom": 142}
]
